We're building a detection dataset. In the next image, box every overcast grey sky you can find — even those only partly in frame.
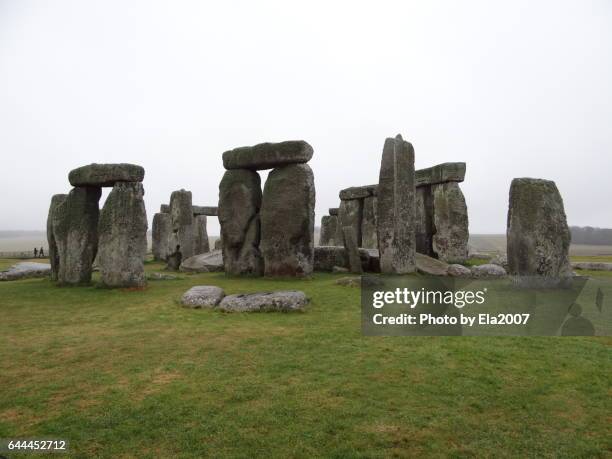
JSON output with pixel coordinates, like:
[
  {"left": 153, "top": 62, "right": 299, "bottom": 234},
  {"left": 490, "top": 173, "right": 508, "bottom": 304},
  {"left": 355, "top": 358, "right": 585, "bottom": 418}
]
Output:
[{"left": 0, "top": 0, "right": 610, "bottom": 235}]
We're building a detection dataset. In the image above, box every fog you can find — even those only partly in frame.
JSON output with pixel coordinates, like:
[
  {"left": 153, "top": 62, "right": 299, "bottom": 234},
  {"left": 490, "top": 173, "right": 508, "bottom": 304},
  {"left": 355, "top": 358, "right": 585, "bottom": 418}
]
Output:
[{"left": 1, "top": 0, "right": 610, "bottom": 235}]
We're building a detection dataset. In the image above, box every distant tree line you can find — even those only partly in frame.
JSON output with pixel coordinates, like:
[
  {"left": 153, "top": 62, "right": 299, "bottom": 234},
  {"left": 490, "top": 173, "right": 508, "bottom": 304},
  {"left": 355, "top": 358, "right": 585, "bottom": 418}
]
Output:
[{"left": 570, "top": 226, "right": 612, "bottom": 245}]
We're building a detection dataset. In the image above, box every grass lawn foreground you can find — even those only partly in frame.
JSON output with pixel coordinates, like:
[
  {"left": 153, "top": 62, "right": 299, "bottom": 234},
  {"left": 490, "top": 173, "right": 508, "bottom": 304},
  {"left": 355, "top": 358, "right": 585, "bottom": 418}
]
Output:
[{"left": 0, "top": 259, "right": 610, "bottom": 458}]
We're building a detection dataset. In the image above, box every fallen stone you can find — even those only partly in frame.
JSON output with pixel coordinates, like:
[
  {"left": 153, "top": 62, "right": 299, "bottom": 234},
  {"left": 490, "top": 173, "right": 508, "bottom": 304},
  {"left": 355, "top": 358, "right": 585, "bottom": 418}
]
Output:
[
  {"left": 507, "top": 178, "right": 571, "bottom": 278},
  {"left": 416, "top": 253, "right": 449, "bottom": 276},
  {"left": 332, "top": 266, "right": 349, "bottom": 273},
  {"left": 219, "top": 170, "right": 264, "bottom": 275},
  {"left": 471, "top": 263, "right": 507, "bottom": 278},
  {"left": 314, "top": 246, "right": 377, "bottom": 272},
  {"left": 193, "top": 206, "right": 218, "bottom": 216},
  {"left": 571, "top": 262, "right": 612, "bottom": 271},
  {"left": 181, "top": 286, "right": 225, "bottom": 308},
  {"left": 361, "top": 196, "right": 378, "bottom": 249},
  {"left": 223, "top": 140, "right": 313, "bottom": 170},
  {"left": 69, "top": 163, "right": 144, "bottom": 187},
  {"left": 180, "top": 250, "right": 224, "bottom": 273},
  {"left": 319, "top": 215, "right": 338, "bottom": 246},
  {"left": 193, "top": 215, "right": 210, "bottom": 255},
  {"left": 169, "top": 189, "right": 196, "bottom": 261},
  {"left": 329, "top": 208, "right": 339, "bottom": 216},
  {"left": 342, "top": 226, "right": 363, "bottom": 274},
  {"left": 377, "top": 134, "right": 416, "bottom": 274},
  {"left": 335, "top": 277, "right": 360, "bottom": 287},
  {"left": 46, "top": 193, "right": 67, "bottom": 281},
  {"left": 97, "top": 182, "right": 148, "bottom": 288},
  {"left": 0, "top": 262, "right": 51, "bottom": 281},
  {"left": 415, "top": 162, "right": 466, "bottom": 187},
  {"left": 147, "top": 272, "right": 179, "bottom": 280},
  {"left": 53, "top": 186, "right": 101, "bottom": 285},
  {"left": 339, "top": 184, "right": 377, "bottom": 200},
  {"left": 152, "top": 212, "right": 172, "bottom": 261},
  {"left": 218, "top": 291, "right": 308, "bottom": 312},
  {"left": 261, "top": 164, "right": 315, "bottom": 276},
  {"left": 447, "top": 264, "right": 472, "bottom": 277},
  {"left": 431, "top": 182, "right": 469, "bottom": 263},
  {"left": 337, "top": 199, "right": 363, "bottom": 247}
]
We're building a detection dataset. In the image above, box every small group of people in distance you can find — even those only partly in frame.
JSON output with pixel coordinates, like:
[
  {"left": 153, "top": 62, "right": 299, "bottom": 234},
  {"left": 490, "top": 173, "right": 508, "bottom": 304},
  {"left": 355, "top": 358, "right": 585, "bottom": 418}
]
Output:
[{"left": 33, "top": 247, "right": 45, "bottom": 258}]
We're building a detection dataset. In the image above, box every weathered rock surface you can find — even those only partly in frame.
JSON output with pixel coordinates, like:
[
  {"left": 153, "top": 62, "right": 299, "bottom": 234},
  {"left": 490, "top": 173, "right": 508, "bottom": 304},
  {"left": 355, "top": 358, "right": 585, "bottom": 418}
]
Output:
[
  {"left": 169, "top": 189, "right": 196, "bottom": 261},
  {"left": 219, "top": 169, "right": 263, "bottom": 275},
  {"left": 329, "top": 208, "right": 339, "bottom": 216},
  {"left": 261, "top": 164, "right": 315, "bottom": 276},
  {"left": 53, "top": 186, "right": 101, "bottom": 285},
  {"left": 447, "top": 264, "right": 472, "bottom": 277},
  {"left": 0, "top": 262, "right": 51, "bottom": 281},
  {"left": 377, "top": 134, "right": 416, "bottom": 274},
  {"left": 314, "top": 246, "right": 378, "bottom": 272},
  {"left": 97, "top": 182, "right": 148, "bottom": 288},
  {"left": 471, "top": 263, "right": 507, "bottom": 278},
  {"left": 361, "top": 196, "right": 378, "bottom": 249},
  {"left": 223, "top": 141, "right": 313, "bottom": 171},
  {"left": 152, "top": 212, "right": 172, "bottom": 261},
  {"left": 415, "top": 186, "right": 435, "bottom": 257},
  {"left": 160, "top": 204, "right": 170, "bottom": 213},
  {"left": 47, "top": 194, "right": 67, "bottom": 281},
  {"left": 218, "top": 291, "right": 308, "bottom": 312},
  {"left": 319, "top": 215, "right": 338, "bottom": 246},
  {"left": 432, "top": 182, "right": 469, "bottom": 263},
  {"left": 572, "top": 262, "right": 612, "bottom": 271},
  {"left": 193, "top": 206, "right": 218, "bottom": 216},
  {"left": 415, "top": 253, "right": 449, "bottom": 276},
  {"left": 180, "top": 250, "right": 224, "bottom": 273},
  {"left": 339, "top": 185, "right": 377, "bottom": 200},
  {"left": 342, "top": 226, "right": 362, "bottom": 274},
  {"left": 416, "top": 162, "right": 466, "bottom": 186},
  {"left": 507, "top": 178, "right": 571, "bottom": 278},
  {"left": 193, "top": 215, "right": 210, "bottom": 254},
  {"left": 214, "top": 237, "right": 223, "bottom": 251},
  {"left": 181, "top": 286, "right": 225, "bottom": 308},
  {"left": 337, "top": 199, "right": 363, "bottom": 247},
  {"left": 69, "top": 163, "right": 144, "bottom": 187}
]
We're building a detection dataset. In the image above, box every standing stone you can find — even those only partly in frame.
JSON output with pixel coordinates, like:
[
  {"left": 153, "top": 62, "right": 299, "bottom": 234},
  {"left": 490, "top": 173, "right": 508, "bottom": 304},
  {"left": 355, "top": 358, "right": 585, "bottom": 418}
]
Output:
[
  {"left": 361, "top": 196, "right": 378, "bottom": 249},
  {"left": 214, "top": 237, "right": 223, "bottom": 251},
  {"left": 337, "top": 199, "right": 363, "bottom": 247},
  {"left": 219, "top": 169, "right": 264, "bottom": 275},
  {"left": 342, "top": 226, "right": 363, "bottom": 274},
  {"left": 169, "top": 190, "right": 195, "bottom": 261},
  {"left": 320, "top": 215, "right": 338, "bottom": 246},
  {"left": 52, "top": 186, "right": 101, "bottom": 285},
  {"left": 261, "top": 163, "right": 315, "bottom": 276},
  {"left": 431, "top": 182, "right": 469, "bottom": 263},
  {"left": 507, "top": 178, "right": 571, "bottom": 278},
  {"left": 377, "top": 134, "right": 416, "bottom": 274},
  {"left": 415, "top": 186, "right": 436, "bottom": 257},
  {"left": 98, "top": 182, "right": 148, "bottom": 288},
  {"left": 152, "top": 212, "right": 172, "bottom": 261},
  {"left": 46, "top": 194, "right": 67, "bottom": 281},
  {"left": 194, "top": 215, "right": 210, "bottom": 254}
]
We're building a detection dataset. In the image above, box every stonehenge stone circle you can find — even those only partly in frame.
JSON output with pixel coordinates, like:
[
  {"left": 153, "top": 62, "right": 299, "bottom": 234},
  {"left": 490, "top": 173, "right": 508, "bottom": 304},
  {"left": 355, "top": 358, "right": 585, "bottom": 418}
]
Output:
[
  {"left": 52, "top": 186, "right": 101, "bottom": 285},
  {"left": 319, "top": 215, "right": 338, "bottom": 246},
  {"left": 152, "top": 212, "right": 172, "bottom": 261},
  {"left": 97, "top": 182, "right": 148, "bottom": 288},
  {"left": 431, "top": 182, "right": 469, "bottom": 263},
  {"left": 261, "top": 163, "right": 315, "bottom": 276},
  {"left": 223, "top": 140, "right": 313, "bottom": 170},
  {"left": 169, "top": 189, "right": 196, "bottom": 260},
  {"left": 69, "top": 163, "right": 144, "bottom": 187},
  {"left": 507, "top": 178, "right": 572, "bottom": 278},
  {"left": 46, "top": 193, "right": 67, "bottom": 281},
  {"left": 219, "top": 169, "right": 264, "bottom": 275},
  {"left": 194, "top": 215, "right": 210, "bottom": 255},
  {"left": 377, "top": 134, "right": 416, "bottom": 274}
]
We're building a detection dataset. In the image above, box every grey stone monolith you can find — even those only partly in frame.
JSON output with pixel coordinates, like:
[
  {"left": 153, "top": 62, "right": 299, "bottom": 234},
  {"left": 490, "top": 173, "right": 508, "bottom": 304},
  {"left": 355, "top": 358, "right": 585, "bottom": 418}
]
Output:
[
  {"left": 218, "top": 169, "right": 264, "bottom": 275},
  {"left": 343, "top": 226, "right": 362, "bottom": 274},
  {"left": 507, "top": 178, "right": 571, "bottom": 278},
  {"left": 415, "top": 186, "right": 435, "bottom": 257},
  {"left": 337, "top": 199, "right": 363, "bottom": 247},
  {"left": 361, "top": 196, "right": 378, "bottom": 249},
  {"left": 152, "top": 212, "right": 172, "bottom": 261},
  {"left": 377, "top": 134, "right": 416, "bottom": 274},
  {"left": 194, "top": 215, "right": 210, "bottom": 254},
  {"left": 431, "top": 182, "right": 469, "bottom": 263},
  {"left": 261, "top": 163, "right": 315, "bottom": 276},
  {"left": 169, "top": 189, "right": 195, "bottom": 261},
  {"left": 47, "top": 194, "right": 67, "bottom": 281},
  {"left": 320, "top": 215, "right": 338, "bottom": 246},
  {"left": 52, "top": 186, "right": 101, "bottom": 284},
  {"left": 98, "top": 182, "right": 148, "bottom": 288}
]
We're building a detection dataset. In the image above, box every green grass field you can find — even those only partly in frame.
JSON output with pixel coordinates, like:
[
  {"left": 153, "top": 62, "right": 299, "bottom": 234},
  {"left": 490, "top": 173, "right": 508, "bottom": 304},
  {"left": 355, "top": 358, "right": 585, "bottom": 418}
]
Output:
[{"left": 0, "top": 260, "right": 610, "bottom": 458}]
